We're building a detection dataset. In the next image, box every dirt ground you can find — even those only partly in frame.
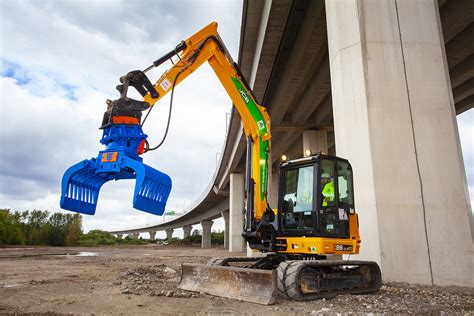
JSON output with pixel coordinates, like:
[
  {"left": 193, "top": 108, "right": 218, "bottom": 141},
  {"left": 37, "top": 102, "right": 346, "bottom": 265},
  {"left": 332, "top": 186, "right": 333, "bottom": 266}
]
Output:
[{"left": 0, "top": 245, "right": 472, "bottom": 315}]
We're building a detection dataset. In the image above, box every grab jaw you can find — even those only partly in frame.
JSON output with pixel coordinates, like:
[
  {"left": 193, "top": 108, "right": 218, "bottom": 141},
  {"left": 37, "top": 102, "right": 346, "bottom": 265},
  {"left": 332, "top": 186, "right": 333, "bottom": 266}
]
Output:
[{"left": 60, "top": 123, "right": 172, "bottom": 216}]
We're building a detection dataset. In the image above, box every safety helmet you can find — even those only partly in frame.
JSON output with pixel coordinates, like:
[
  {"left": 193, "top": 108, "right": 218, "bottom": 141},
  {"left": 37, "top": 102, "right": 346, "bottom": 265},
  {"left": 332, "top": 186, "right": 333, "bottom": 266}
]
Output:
[{"left": 321, "top": 173, "right": 331, "bottom": 178}]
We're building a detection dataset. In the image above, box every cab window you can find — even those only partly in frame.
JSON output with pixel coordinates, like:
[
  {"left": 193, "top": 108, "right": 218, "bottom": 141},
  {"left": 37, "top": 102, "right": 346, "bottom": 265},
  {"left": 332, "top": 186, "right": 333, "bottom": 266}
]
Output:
[
  {"left": 281, "top": 165, "right": 314, "bottom": 230},
  {"left": 337, "top": 160, "right": 354, "bottom": 206}
]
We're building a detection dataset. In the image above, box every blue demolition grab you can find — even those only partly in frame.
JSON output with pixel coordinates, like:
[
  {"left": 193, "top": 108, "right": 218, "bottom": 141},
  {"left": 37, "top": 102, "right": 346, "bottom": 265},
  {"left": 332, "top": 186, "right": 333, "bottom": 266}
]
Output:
[{"left": 60, "top": 123, "right": 172, "bottom": 216}]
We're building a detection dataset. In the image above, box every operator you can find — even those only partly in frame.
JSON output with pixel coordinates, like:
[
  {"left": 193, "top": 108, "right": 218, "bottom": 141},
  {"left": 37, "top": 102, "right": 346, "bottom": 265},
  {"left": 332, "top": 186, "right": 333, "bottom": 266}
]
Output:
[{"left": 321, "top": 173, "right": 335, "bottom": 207}]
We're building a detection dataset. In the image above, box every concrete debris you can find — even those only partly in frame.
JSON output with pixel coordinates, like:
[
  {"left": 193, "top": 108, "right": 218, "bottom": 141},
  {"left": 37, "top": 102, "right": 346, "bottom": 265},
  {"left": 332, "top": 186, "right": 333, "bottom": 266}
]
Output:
[
  {"left": 149, "top": 290, "right": 198, "bottom": 298},
  {"left": 163, "top": 267, "right": 177, "bottom": 275},
  {"left": 117, "top": 264, "right": 192, "bottom": 297}
]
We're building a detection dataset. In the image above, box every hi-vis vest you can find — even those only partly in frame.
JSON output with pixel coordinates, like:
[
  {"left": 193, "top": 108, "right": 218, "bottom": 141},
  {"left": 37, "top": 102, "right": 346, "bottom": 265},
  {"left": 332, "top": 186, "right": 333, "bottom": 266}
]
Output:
[{"left": 322, "top": 181, "right": 335, "bottom": 207}]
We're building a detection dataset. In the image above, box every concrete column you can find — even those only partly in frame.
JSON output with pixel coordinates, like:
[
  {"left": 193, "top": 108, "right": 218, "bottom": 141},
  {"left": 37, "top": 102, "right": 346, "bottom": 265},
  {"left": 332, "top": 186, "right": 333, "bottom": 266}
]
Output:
[
  {"left": 326, "top": 0, "right": 473, "bottom": 286},
  {"left": 149, "top": 231, "right": 156, "bottom": 240},
  {"left": 182, "top": 225, "right": 192, "bottom": 239},
  {"left": 221, "top": 211, "right": 229, "bottom": 249},
  {"left": 132, "top": 233, "right": 139, "bottom": 239},
  {"left": 165, "top": 229, "right": 173, "bottom": 241},
  {"left": 229, "top": 173, "right": 245, "bottom": 252},
  {"left": 303, "top": 130, "right": 328, "bottom": 156},
  {"left": 116, "top": 233, "right": 122, "bottom": 239},
  {"left": 201, "top": 220, "right": 213, "bottom": 248}
]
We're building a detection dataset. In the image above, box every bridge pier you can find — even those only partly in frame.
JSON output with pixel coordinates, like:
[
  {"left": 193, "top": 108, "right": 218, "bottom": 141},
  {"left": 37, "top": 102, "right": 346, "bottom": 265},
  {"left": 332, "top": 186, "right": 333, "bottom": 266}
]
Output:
[
  {"left": 221, "top": 211, "right": 229, "bottom": 249},
  {"left": 116, "top": 233, "right": 122, "bottom": 239},
  {"left": 229, "top": 173, "right": 245, "bottom": 252},
  {"left": 201, "top": 220, "right": 213, "bottom": 248},
  {"left": 326, "top": 0, "right": 473, "bottom": 286},
  {"left": 303, "top": 130, "right": 328, "bottom": 155},
  {"left": 131, "top": 233, "right": 139, "bottom": 239},
  {"left": 183, "top": 225, "right": 192, "bottom": 239},
  {"left": 149, "top": 231, "right": 156, "bottom": 240},
  {"left": 165, "top": 229, "right": 173, "bottom": 241}
]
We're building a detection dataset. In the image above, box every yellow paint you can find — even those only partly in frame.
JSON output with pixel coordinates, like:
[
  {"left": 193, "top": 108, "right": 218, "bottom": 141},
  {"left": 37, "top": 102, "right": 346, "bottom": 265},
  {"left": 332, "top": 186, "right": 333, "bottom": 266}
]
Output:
[{"left": 277, "top": 235, "right": 360, "bottom": 255}]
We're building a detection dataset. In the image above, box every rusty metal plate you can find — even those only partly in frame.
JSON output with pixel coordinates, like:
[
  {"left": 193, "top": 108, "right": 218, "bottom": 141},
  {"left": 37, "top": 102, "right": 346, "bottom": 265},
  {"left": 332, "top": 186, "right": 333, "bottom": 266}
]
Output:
[{"left": 178, "top": 263, "right": 277, "bottom": 305}]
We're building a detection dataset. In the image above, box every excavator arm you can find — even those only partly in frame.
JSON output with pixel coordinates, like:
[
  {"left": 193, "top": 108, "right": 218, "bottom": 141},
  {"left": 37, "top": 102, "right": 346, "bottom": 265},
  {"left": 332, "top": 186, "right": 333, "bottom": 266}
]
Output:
[
  {"left": 61, "top": 22, "right": 276, "bottom": 247},
  {"left": 142, "top": 22, "right": 272, "bottom": 224}
]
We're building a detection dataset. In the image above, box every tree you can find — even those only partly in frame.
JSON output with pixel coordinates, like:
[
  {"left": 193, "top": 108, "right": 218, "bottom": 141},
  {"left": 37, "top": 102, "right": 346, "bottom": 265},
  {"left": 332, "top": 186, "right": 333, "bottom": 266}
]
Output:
[
  {"left": 0, "top": 209, "right": 24, "bottom": 245},
  {"left": 47, "top": 212, "right": 71, "bottom": 246},
  {"left": 65, "top": 214, "right": 82, "bottom": 246},
  {"left": 26, "top": 210, "right": 49, "bottom": 245}
]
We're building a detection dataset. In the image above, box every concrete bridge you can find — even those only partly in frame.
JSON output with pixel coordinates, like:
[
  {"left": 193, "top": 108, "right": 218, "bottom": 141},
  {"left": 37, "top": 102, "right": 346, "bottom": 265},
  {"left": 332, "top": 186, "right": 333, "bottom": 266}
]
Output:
[{"left": 110, "top": 0, "right": 473, "bottom": 287}]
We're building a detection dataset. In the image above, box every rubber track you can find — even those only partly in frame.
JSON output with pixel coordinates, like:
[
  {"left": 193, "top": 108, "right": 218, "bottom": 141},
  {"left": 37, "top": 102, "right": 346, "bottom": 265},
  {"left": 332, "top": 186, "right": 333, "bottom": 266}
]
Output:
[
  {"left": 276, "top": 261, "right": 291, "bottom": 298},
  {"left": 277, "top": 260, "right": 382, "bottom": 301}
]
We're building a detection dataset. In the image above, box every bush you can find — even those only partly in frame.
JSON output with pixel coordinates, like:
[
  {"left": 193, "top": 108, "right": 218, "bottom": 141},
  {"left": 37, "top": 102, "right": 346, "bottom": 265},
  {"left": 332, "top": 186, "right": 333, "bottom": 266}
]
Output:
[
  {"left": 211, "top": 231, "right": 224, "bottom": 245},
  {"left": 79, "top": 230, "right": 148, "bottom": 247},
  {"left": 166, "top": 229, "right": 224, "bottom": 246}
]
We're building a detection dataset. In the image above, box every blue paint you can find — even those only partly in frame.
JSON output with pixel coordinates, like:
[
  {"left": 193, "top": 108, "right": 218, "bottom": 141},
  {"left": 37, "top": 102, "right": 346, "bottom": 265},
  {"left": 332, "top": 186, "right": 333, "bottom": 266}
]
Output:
[{"left": 60, "top": 124, "right": 172, "bottom": 216}]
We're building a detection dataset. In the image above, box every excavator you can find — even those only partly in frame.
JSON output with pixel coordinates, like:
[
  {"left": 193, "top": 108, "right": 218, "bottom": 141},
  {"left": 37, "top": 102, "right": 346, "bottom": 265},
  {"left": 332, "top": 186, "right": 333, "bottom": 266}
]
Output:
[{"left": 60, "top": 22, "right": 381, "bottom": 305}]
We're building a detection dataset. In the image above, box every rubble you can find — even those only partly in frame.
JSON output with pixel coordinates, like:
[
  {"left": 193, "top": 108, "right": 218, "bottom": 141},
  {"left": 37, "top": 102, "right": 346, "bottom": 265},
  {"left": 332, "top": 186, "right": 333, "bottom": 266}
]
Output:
[
  {"left": 114, "top": 264, "right": 473, "bottom": 313},
  {"left": 117, "top": 264, "right": 195, "bottom": 298}
]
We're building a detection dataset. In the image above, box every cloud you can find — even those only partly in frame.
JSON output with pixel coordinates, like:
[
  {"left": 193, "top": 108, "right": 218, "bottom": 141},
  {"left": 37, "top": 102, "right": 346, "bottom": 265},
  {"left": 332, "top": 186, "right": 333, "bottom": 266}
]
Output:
[{"left": 0, "top": 0, "right": 242, "bottom": 232}]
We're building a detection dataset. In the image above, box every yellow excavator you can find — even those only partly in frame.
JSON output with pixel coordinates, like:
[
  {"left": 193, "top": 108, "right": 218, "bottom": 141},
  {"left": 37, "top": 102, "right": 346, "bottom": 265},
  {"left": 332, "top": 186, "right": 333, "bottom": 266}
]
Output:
[{"left": 60, "top": 22, "right": 381, "bottom": 305}]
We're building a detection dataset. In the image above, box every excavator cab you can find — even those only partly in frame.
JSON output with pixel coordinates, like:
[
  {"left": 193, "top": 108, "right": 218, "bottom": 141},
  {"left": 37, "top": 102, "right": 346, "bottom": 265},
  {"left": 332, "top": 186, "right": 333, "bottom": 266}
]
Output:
[{"left": 278, "top": 153, "right": 354, "bottom": 239}]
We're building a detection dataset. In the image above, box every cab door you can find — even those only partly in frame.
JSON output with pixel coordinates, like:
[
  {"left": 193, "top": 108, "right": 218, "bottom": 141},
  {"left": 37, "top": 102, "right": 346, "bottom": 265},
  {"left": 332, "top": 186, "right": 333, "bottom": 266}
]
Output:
[
  {"left": 317, "top": 157, "right": 351, "bottom": 238},
  {"left": 278, "top": 163, "right": 317, "bottom": 237}
]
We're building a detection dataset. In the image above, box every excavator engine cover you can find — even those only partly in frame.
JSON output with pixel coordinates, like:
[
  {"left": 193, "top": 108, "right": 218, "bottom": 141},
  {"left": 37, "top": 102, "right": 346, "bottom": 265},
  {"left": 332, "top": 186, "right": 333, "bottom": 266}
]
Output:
[{"left": 60, "top": 123, "right": 172, "bottom": 215}]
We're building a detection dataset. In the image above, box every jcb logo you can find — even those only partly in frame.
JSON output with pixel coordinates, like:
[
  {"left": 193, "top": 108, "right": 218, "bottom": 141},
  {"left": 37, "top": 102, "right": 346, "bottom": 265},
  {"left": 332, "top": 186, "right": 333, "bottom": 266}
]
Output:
[
  {"left": 239, "top": 88, "right": 250, "bottom": 104},
  {"left": 257, "top": 120, "right": 265, "bottom": 130}
]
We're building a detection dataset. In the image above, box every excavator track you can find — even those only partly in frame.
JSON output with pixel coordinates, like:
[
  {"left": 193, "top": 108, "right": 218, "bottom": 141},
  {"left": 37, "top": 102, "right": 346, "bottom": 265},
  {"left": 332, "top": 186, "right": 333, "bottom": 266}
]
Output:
[
  {"left": 277, "top": 260, "right": 382, "bottom": 301},
  {"left": 179, "top": 256, "right": 381, "bottom": 304}
]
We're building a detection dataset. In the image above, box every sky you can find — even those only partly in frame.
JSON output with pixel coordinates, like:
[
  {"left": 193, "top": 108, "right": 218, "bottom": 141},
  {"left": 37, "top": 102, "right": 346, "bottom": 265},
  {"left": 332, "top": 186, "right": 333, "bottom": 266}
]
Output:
[
  {"left": 0, "top": 0, "right": 243, "bottom": 237},
  {"left": 0, "top": 1, "right": 472, "bottom": 239}
]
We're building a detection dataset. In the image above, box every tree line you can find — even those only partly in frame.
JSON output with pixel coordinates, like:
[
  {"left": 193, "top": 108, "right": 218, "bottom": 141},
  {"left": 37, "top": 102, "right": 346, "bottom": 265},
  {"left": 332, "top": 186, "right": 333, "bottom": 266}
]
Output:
[
  {"left": 1, "top": 209, "right": 225, "bottom": 247},
  {"left": 0, "top": 209, "right": 82, "bottom": 246},
  {"left": 0, "top": 209, "right": 150, "bottom": 247}
]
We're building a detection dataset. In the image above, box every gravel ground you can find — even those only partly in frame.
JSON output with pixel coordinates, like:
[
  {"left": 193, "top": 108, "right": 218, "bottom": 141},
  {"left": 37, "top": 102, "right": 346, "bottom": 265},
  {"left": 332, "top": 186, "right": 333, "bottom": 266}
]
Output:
[{"left": 0, "top": 245, "right": 472, "bottom": 315}]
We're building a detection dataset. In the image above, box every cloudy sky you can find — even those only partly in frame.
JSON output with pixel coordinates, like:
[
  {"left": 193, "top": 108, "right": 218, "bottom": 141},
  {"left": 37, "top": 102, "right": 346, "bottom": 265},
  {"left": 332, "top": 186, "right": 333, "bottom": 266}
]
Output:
[
  {"left": 0, "top": 0, "right": 242, "bottom": 236},
  {"left": 0, "top": 0, "right": 472, "bottom": 238}
]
